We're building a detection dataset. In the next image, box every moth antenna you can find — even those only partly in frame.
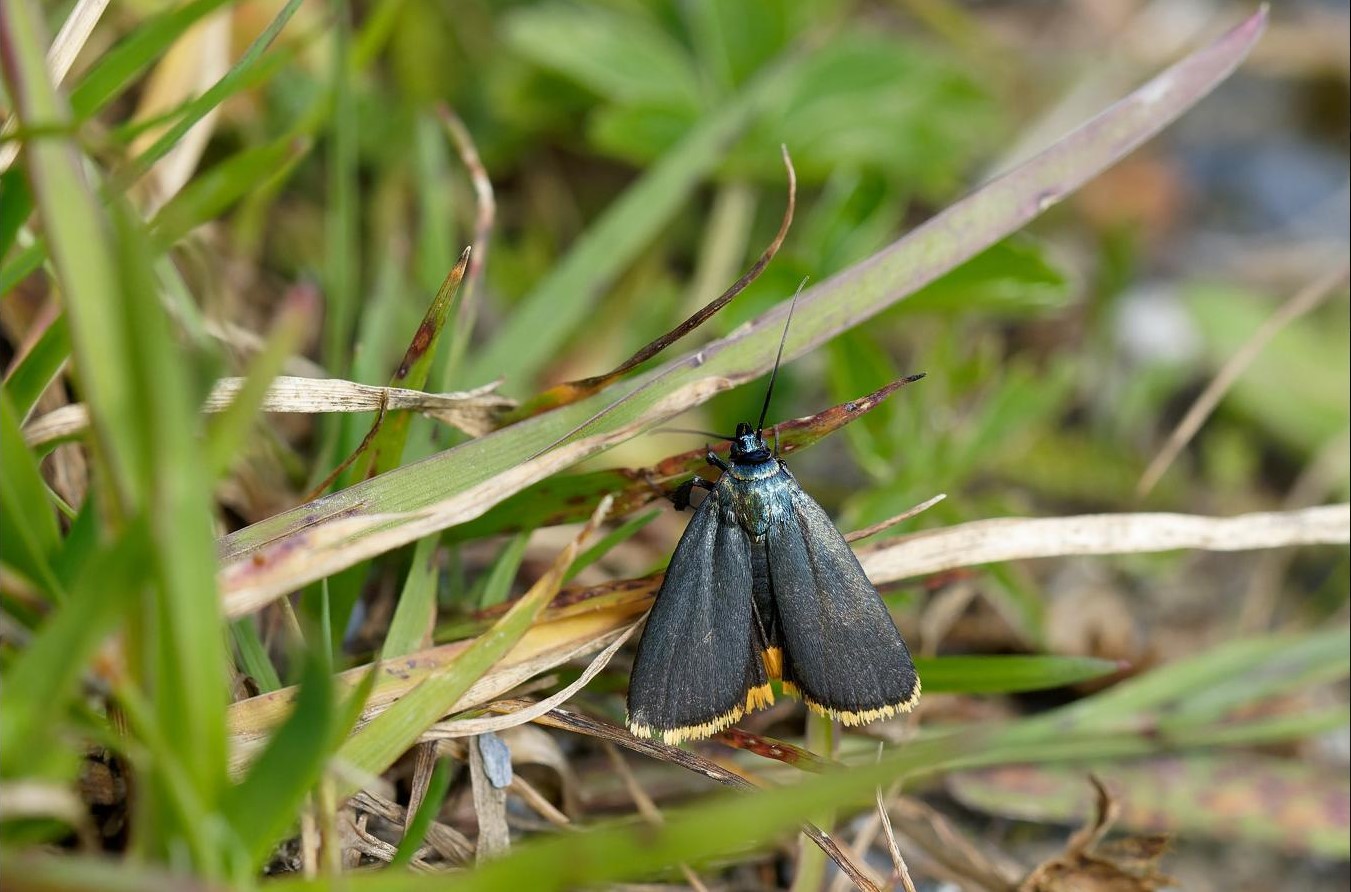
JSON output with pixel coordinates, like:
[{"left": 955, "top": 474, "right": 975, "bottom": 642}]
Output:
[
  {"left": 653, "top": 427, "right": 735, "bottom": 442},
  {"left": 756, "top": 277, "right": 807, "bottom": 436}
]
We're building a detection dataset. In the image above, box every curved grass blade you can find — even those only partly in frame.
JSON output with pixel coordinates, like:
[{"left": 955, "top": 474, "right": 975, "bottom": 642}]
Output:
[
  {"left": 509, "top": 146, "right": 797, "bottom": 421},
  {"left": 217, "top": 9, "right": 1269, "bottom": 617}
]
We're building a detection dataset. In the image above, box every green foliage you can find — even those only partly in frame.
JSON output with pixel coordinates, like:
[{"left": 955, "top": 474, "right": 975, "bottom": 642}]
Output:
[{"left": 3, "top": 3, "right": 1344, "bottom": 890}]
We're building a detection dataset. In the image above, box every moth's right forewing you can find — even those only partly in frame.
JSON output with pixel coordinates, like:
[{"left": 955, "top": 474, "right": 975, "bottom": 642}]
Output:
[{"left": 765, "top": 485, "right": 919, "bottom": 725}]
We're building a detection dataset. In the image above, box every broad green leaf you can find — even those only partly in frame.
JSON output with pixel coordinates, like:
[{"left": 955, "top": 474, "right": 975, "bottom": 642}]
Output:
[{"left": 507, "top": 3, "right": 702, "bottom": 110}]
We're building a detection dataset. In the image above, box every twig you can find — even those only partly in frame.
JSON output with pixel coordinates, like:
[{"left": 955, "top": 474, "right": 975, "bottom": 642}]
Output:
[
  {"left": 513, "top": 147, "right": 797, "bottom": 427},
  {"left": 1137, "top": 262, "right": 1349, "bottom": 497},
  {"left": 603, "top": 743, "right": 709, "bottom": 892},
  {"left": 846, "top": 493, "right": 947, "bottom": 543},
  {"left": 439, "top": 107, "right": 496, "bottom": 386},
  {"left": 507, "top": 774, "right": 572, "bottom": 829},
  {"left": 872, "top": 744, "right": 917, "bottom": 892},
  {"left": 303, "top": 390, "right": 390, "bottom": 502}
]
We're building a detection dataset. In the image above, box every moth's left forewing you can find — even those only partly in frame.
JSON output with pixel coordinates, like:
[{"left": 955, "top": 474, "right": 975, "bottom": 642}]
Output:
[{"left": 765, "top": 480, "right": 920, "bottom": 725}]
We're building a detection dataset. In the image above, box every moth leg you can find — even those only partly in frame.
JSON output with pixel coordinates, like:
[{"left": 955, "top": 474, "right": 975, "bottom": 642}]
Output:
[
  {"left": 705, "top": 446, "right": 730, "bottom": 473},
  {"left": 671, "top": 475, "right": 715, "bottom": 511}
]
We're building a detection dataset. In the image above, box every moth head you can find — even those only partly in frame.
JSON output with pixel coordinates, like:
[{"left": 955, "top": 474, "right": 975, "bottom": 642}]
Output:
[{"left": 730, "top": 422, "right": 772, "bottom": 462}]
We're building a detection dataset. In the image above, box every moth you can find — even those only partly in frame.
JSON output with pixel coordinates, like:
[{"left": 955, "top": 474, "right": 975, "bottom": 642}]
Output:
[{"left": 626, "top": 301, "right": 921, "bottom": 745}]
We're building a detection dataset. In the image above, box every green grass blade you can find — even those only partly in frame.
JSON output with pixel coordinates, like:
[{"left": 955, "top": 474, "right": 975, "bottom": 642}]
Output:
[
  {"left": 150, "top": 136, "right": 308, "bottom": 251},
  {"left": 913, "top": 654, "right": 1121, "bottom": 694},
  {"left": 336, "top": 514, "right": 599, "bottom": 796},
  {"left": 106, "top": 202, "right": 230, "bottom": 814},
  {"left": 0, "top": 166, "right": 32, "bottom": 256},
  {"left": 3, "top": 313, "right": 70, "bottom": 420},
  {"left": 111, "top": 0, "right": 306, "bottom": 193},
  {"left": 221, "top": 648, "right": 335, "bottom": 868},
  {"left": 463, "top": 63, "right": 777, "bottom": 391},
  {"left": 0, "top": 388, "right": 63, "bottom": 599},
  {"left": 231, "top": 619, "right": 283, "bottom": 694},
  {"left": 0, "top": 524, "right": 147, "bottom": 774},
  {"left": 389, "top": 756, "right": 452, "bottom": 868},
  {"left": 476, "top": 533, "right": 530, "bottom": 609},
  {"left": 202, "top": 290, "right": 312, "bottom": 479},
  {"left": 2, "top": 0, "right": 138, "bottom": 510},
  {"left": 380, "top": 535, "right": 439, "bottom": 660},
  {"left": 564, "top": 509, "right": 661, "bottom": 583},
  {"left": 356, "top": 248, "right": 470, "bottom": 480},
  {"left": 68, "top": 0, "right": 236, "bottom": 119}
]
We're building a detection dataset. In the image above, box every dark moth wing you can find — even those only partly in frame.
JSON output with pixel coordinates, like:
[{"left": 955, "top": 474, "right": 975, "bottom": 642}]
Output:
[
  {"left": 765, "top": 481, "right": 920, "bottom": 724},
  {"left": 626, "top": 487, "right": 771, "bottom": 744}
]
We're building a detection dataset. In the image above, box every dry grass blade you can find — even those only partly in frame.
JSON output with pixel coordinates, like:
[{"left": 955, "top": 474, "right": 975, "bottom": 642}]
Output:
[
  {"left": 603, "top": 743, "right": 710, "bottom": 892},
  {"left": 422, "top": 622, "right": 638, "bottom": 739},
  {"left": 439, "top": 106, "right": 495, "bottom": 380},
  {"left": 23, "top": 377, "right": 513, "bottom": 448},
  {"left": 218, "top": 376, "right": 730, "bottom": 617},
  {"left": 512, "top": 146, "right": 797, "bottom": 421},
  {"left": 403, "top": 742, "right": 438, "bottom": 835},
  {"left": 888, "top": 795, "right": 1023, "bottom": 891},
  {"left": 303, "top": 391, "right": 389, "bottom": 502},
  {"left": 846, "top": 493, "right": 948, "bottom": 543},
  {"left": 228, "top": 606, "right": 642, "bottom": 771},
  {"left": 0, "top": 0, "right": 108, "bottom": 172},
  {"left": 856, "top": 504, "right": 1350, "bottom": 583},
  {"left": 352, "top": 789, "right": 474, "bottom": 864},
  {"left": 1137, "top": 261, "right": 1350, "bottom": 497},
  {"left": 454, "top": 505, "right": 1350, "bottom": 640},
  {"left": 713, "top": 729, "right": 837, "bottom": 774}
]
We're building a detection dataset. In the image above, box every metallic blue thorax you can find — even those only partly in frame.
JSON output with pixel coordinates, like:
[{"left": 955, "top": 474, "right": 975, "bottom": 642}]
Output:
[{"left": 722, "top": 422, "right": 795, "bottom": 539}]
